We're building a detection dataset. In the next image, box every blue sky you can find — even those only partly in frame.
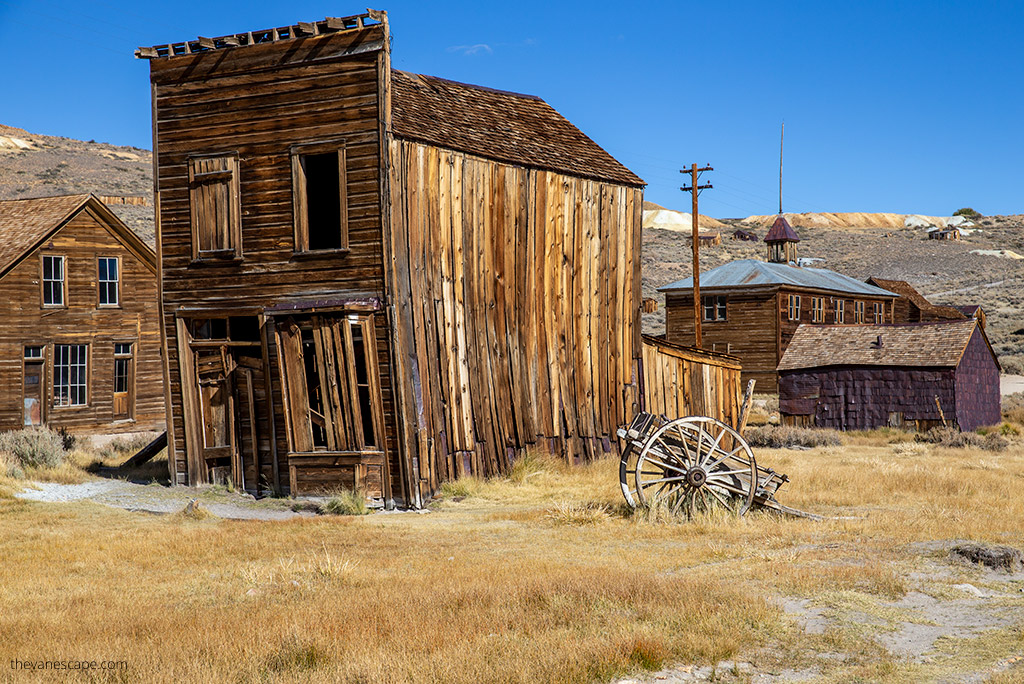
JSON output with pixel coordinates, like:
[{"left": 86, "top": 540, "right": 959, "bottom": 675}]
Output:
[{"left": 1, "top": 1, "right": 1021, "bottom": 217}]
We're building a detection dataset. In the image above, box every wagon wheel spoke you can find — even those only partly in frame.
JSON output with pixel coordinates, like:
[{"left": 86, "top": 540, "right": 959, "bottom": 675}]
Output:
[
  {"left": 647, "top": 446, "right": 688, "bottom": 473},
  {"left": 706, "top": 486, "right": 732, "bottom": 510},
  {"left": 697, "top": 425, "right": 728, "bottom": 469},
  {"left": 639, "top": 475, "right": 687, "bottom": 488}
]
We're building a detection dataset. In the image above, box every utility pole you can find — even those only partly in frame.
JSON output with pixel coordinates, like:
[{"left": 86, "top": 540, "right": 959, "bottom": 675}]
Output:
[{"left": 680, "top": 163, "right": 713, "bottom": 348}]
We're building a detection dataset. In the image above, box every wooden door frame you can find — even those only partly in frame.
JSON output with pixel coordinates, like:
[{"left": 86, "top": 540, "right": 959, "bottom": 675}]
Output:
[
  {"left": 21, "top": 342, "right": 48, "bottom": 427},
  {"left": 112, "top": 338, "right": 136, "bottom": 421}
]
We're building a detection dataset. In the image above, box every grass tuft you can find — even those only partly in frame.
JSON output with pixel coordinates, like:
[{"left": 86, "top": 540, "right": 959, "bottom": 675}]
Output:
[
  {"left": 544, "top": 501, "right": 611, "bottom": 526},
  {"left": 0, "top": 427, "right": 66, "bottom": 469},
  {"left": 745, "top": 425, "right": 842, "bottom": 449},
  {"left": 321, "top": 489, "right": 370, "bottom": 516}
]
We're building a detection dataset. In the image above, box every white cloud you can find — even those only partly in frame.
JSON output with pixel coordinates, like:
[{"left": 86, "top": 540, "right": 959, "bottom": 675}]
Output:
[{"left": 446, "top": 43, "right": 493, "bottom": 56}]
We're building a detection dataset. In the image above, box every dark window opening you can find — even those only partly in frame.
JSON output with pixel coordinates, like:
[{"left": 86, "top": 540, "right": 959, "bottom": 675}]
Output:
[
  {"left": 229, "top": 316, "right": 261, "bottom": 342},
  {"left": 42, "top": 255, "right": 64, "bottom": 306},
  {"left": 191, "top": 318, "right": 228, "bottom": 340},
  {"left": 301, "top": 328, "right": 328, "bottom": 448},
  {"left": 303, "top": 153, "right": 343, "bottom": 251},
  {"left": 24, "top": 346, "right": 43, "bottom": 360}
]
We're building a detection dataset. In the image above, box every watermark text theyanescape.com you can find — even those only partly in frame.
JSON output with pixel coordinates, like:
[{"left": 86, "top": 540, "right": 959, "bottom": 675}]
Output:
[{"left": 10, "top": 658, "right": 128, "bottom": 672}]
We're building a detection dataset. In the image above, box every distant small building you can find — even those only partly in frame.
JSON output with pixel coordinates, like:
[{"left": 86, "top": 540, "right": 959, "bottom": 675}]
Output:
[
  {"left": 731, "top": 229, "right": 758, "bottom": 242},
  {"left": 778, "top": 320, "right": 999, "bottom": 431},
  {"left": 690, "top": 231, "right": 721, "bottom": 247},
  {"left": 660, "top": 216, "right": 897, "bottom": 392},
  {"left": 928, "top": 228, "right": 961, "bottom": 241},
  {"left": 865, "top": 278, "right": 966, "bottom": 324}
]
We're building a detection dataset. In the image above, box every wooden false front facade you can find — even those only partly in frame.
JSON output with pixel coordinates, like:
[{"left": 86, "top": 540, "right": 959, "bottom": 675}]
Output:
[
  {"left": 0, "top": 195, "right": 164, "bottom": 434},
  {"left": 142, "top": 12, "right": 645, "bottom": 503}
]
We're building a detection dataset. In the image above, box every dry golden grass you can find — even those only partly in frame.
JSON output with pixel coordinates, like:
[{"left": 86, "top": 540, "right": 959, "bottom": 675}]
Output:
[{"left": 1, "top": 434, "right": 1023, "bottom": 682}]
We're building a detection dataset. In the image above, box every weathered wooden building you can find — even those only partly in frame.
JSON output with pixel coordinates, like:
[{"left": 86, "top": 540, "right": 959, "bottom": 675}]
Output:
[
  {"left": 778, "top": 320, "right": 1000, "bottom": 431},
  {"left": 660, "top": 230, "right": 898, "bottom": 392},
  {"left": 865, "top": 278, "right": 966, "bottom": 324},
  {"left": 139, "top": 11, "right": 645, "bottom": 504},
  {"left": 0, "top": 194, "right": 164, "bottom": 433}
]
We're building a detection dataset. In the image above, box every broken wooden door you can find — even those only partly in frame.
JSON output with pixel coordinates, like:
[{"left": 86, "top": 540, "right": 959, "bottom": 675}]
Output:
[{"left": 23, "top": 360, "right": 44, "bottom": 426}]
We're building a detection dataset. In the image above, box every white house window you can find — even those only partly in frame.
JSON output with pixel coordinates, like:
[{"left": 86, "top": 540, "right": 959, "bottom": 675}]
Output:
[
  {"left": 98, "top": 257, "right": 120, "bottom": 306},
  {"left": 54, "top": 344, "right": 87, "bottom": 407},
  {"left": 811, "top": 297, "right": 825, "bottom": 323},
  {"left": 42, "top": 255, "right": 65, "bottom": 306},
  {"left": 787, "top": 294, "right": 801, "bottom": 321}
]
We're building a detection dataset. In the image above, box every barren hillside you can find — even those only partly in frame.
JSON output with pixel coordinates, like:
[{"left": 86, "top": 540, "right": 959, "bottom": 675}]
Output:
[
  {"left": 643, "top": 211, "right": 1024, "bottom": 373},
  {"left": 0, "top": 124, "right": 154, "bottom": 245}
]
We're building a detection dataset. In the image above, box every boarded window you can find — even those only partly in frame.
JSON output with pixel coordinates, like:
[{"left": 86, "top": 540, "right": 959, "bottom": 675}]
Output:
[
  {"left": 188, "top": 154, "right": 241, "bottom": 260},
  {"left": 98, "top": 257, "right": 119, "bottom": 306},
  {"left": 278, "top": 314, "right": 382, "bottom": 453},
  {"left": 854, "top": 301, "right": 865, "bottom": 323},
  {"left": 836, "top": 299, "right": 845, "bottom": 323},
  {"left": 811, "top": 297, "right": 824, "bottom": 323},
  {"left": 54, "top": 344, "right": 87, "bottom": 407},
  {"left": 42, "top": 255, "right": 65, "bottom": 306},
  {"left": 787, "top": 294, "right": 801, "bottom": 321},
  {"left": 291, "top": 141, "right": 348, "bottom": 252}
]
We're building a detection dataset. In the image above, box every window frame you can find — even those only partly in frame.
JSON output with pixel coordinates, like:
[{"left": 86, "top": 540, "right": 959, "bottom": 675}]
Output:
[
  {"left": 787, "top": 294, "right": 801, "bottom": 321},
  {"left": 854, "top": 300, "right": 865, "bottom": 323},
  {"left": 811, "top": 296, "right": 825, "bottom": 323},
  {"left": 97, "top": 255, "right": 121, "bottom": 308},
  {"left": 836, "top": 299, "right": 845, "bottom": 324},
  {"left": 701, "top": 295, "right": 727, "bottom": 322},
  {"left": 873, "top": 301, "right": 885, "bottom": 324},
  {"left": 290, "top": 139, "right": 349, "bottom": 255},
  {"left": 52, "top": 343, "right": 88, "bottom": 409},
  {"left": 187, "top": 152, "right": 242, "bottom": 262},
  {"left": 41, "top": 254, "right": 66, "bottom": 308}
]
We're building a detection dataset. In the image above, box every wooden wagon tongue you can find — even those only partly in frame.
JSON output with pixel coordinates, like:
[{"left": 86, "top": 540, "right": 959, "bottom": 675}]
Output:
[{"left": 616, "top": 411, "right": 821, "bottom": 521}]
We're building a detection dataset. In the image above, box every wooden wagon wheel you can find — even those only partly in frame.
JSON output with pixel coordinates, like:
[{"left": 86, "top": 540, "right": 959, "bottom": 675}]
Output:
[{"left": 634, "top": 416, "right": 758, "bottom": 518}]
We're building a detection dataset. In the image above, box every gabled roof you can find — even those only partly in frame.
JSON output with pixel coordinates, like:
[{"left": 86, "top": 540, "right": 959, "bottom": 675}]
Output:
[
  {"left": 391, "top": 70, "right": 644, "bottom": 188},
  {"left": 865, "top": 277, "right": 965, "bottom": 320},
  {"left": 0, "top": 194, "right": 156, "bottom": 279},
  {"left": 777, "top": 320, "right": 985, "bottom": 371},
  {"left": 659, "top": 259, "right": 898, "bottom": 298},
  {"left": 764, "top": 215, "right": 800, "bottom": 243}
]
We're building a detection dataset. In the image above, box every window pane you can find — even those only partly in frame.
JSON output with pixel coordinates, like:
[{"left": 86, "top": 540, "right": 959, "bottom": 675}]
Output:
[{"left": 53, "top": 344, "right": 87, "bottom": 407}]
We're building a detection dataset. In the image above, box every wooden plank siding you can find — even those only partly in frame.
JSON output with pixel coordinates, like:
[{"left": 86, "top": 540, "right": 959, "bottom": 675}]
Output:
[
  {"left": 0, "top": 205, "right": 163, "bottom": 433},
  {"left": 151, "top": 27, "right": 396, "bottom": 489},
  {"left": 641, "top": 336, "right": 742, "bottom": 428},
  {"left": 387, "top": 139, "right": 643, "bottom": 501},
  {"left": 666, "top": 288, "right": 895, "bottom": 393}
]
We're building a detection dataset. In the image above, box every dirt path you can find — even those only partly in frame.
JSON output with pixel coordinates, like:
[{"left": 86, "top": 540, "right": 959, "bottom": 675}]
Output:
[{"left": 15, "top": 478, "right": 316, "bottom": 521}]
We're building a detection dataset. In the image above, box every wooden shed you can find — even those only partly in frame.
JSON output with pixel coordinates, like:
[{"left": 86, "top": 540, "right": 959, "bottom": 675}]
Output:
[
  {"left": 0, "top": 194, "right": 164, "bottom": 433},
  {"left": 778, "top": 320, "right": 1000, "bottom": 431},
  {"left": 138, "top": 11, "right": 644, "bottom": 505}
]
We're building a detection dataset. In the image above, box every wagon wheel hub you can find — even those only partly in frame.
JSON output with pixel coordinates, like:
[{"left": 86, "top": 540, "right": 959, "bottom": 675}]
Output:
[{"left": 685, "top": 466, "right": 708, "bottom": 488}]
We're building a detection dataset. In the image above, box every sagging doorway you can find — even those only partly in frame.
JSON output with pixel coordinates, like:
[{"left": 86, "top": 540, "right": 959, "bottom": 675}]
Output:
[
  {"left": 272, "top": 312, "right": 389, "bottom": 500},
  {"left": 176, "top": 314, "right": 276, "bottom": 493}
]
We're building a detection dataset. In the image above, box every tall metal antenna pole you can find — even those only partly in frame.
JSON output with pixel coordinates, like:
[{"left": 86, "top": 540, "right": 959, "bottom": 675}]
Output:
[
  {"left": 779, "top": 122, "right": 784, "bottom": 215},
  {"left": 680, "top": 164, "right": 713, "bottom": 348}
]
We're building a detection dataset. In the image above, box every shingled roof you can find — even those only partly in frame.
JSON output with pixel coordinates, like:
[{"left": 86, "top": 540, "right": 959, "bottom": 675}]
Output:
[
  {"left": 777, "top": 320, "right": 983, "bottom": 371},
  {"left": 764, "top": 215, "right": 800, "bottom": 243},
  {"left": 391, "top": 70, "right": 644, "bottom": 188},
  {"left": 659, "top": 259, "right": 898, "bottom": 298},
  {"left": 0, "top": 194, "right": 155, "bottom": 278},
  {"left": 865, "top": 277, "right": 965, "bottom": 321}
]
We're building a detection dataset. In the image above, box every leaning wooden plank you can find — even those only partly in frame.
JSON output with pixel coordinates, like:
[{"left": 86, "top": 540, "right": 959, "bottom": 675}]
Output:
[{"left": 120, "top": 431, "right": 169, "bottom": 469}]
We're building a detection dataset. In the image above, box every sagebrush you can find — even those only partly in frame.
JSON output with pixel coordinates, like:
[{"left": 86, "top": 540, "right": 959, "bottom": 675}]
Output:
[
  {"left": 0, "top": 427, "right": 66, "bottom": 469},
  {"left": 745, "top": 425, "right": 842, "bottom": 449}
]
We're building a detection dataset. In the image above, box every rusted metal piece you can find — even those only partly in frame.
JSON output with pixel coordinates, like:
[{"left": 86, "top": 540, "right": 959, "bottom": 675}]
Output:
[{"left": 617, "top": 411, "right": 820, "bottom": 520}]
